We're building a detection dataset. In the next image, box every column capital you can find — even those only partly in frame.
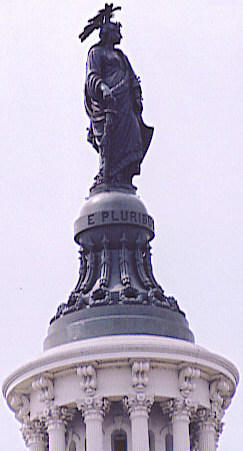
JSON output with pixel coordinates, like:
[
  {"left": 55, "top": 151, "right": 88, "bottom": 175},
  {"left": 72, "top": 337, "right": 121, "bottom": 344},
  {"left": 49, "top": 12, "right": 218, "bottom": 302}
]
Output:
[
  {"left": 43, "top": 405, "right": 74, "bottom": 431},
  {"left": 21, "top": 418, "right": 48, "bottom": 447},
  {"left": 77, "top": 396, "right": 110, "bottom": 422},
  {"left": 197, "top": 407, "right": 224, "bottom": 447},
  {"left": 161, "top": 398, "right": 195, "bottom": 422},
  {"left": 124, "top": 394, "right": 154, "bottom": 419},
  {"left": 197, "top": 407, "right": 217, "bottom": 431}
]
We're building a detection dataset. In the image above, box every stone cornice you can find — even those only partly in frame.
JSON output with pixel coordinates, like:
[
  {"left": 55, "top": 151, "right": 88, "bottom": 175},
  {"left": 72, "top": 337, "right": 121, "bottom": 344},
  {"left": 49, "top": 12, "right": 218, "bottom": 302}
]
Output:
[{"left": 3, "top": 335, "right": 239, "bottom": 405}]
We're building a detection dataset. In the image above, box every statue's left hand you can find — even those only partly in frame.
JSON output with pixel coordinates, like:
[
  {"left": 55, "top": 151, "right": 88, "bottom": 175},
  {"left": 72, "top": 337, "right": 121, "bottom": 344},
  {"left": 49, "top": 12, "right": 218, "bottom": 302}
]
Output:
[{"left": 99, "top": 82, "right": 116, "bottom": 105}]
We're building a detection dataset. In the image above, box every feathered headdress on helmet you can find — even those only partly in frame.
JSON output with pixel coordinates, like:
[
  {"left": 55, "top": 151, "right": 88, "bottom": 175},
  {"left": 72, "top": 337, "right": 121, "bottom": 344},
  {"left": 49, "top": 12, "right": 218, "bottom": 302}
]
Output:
[{"left": 79, "top": 3, "right": 121, "bottom": 43}]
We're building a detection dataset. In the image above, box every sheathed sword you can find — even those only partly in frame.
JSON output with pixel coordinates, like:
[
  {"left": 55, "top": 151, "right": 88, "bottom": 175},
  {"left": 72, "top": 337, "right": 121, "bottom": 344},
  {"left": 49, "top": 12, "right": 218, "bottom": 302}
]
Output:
[{"left": 100, "top": 110, "right": 113, "bottom": 184}]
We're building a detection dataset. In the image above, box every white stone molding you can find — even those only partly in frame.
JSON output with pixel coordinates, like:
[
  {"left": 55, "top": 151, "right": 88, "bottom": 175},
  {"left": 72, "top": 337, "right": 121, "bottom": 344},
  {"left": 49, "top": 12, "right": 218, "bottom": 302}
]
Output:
[
  {"left": 131, "top": 360, "right": 150, "bottom": 392},
  {"left": 2, "top": 336, "right": 238, "bottom": 451},
  {"left": 3, "top": 336, "right": 239, "bottom": 404},
  {"left": 124, "top": 394, "right": 154, "bottom": 451},
  {"left": 21, "top": 419, "right": 48, "bottom": 450},
  {"left": 178, "top": 366, "right": 200, "bottom": 399},
  {"left": 32, "top": 375, "right": 54, "bottom": 403},
  {"left": 77, "top": 397, "right": 110, "bottom": 451},
  {"left": 77, "top": 364, "right": 97, "bottom": 396},
  {"left": 10, "top": 392, "right": 30, "bottom": 422}
]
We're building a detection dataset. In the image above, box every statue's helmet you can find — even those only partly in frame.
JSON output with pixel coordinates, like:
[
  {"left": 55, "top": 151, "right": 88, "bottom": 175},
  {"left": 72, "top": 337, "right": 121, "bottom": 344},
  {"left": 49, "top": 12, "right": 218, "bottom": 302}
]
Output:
[{"left": 99, "top": 21, "right": 122, "bottom": 43}]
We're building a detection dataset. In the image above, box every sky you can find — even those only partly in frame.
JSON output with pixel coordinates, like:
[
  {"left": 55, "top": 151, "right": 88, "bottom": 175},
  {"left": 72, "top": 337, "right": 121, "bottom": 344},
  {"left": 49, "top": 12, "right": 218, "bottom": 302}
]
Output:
[{"left": 0, "top": 0, "right": 242, "bottom": 449}]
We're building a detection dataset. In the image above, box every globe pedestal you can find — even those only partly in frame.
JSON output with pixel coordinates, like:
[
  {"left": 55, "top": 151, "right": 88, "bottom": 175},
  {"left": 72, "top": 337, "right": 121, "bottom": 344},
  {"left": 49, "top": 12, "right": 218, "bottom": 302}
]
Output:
[{"left": 46, "top": 189, "right": 194, "bottom": 350}]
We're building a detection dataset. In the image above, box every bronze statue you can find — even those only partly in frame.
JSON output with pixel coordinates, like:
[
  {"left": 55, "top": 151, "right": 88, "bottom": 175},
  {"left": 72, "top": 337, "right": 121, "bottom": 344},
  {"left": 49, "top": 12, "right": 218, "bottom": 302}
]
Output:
[{"left": 79, "top": 4, "right": 153, "bottom": 189}]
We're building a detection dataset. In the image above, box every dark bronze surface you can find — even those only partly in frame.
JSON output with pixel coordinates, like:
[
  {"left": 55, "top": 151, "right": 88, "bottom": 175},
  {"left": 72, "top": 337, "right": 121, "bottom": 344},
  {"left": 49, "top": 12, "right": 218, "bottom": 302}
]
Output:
[
  {"left": 80, "top": 4, "right": 153, "bottom": 191},
  {"left": 44, "top": 6, "right": 194, "bottom": 348}
]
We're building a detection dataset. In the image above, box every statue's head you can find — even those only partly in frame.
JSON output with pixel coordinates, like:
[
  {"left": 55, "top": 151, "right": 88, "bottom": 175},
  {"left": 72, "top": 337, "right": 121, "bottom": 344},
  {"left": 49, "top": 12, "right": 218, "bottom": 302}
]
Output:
[
  {"left": 100, "top": 22, "right": 122, "bottom": 45},
  {"left": 79, "top": 5, "right": 122, "bottom": 44}
]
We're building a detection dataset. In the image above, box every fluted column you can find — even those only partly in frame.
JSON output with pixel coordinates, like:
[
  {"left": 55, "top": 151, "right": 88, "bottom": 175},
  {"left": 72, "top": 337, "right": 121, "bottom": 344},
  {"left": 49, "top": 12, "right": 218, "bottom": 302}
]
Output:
[
  {"left": 198, "top": 420, "right": 216, "bottom": 450},
  {"left": 162, "top": 399, "right": 192, "bottom": 451},
  {"left": 197, "top": 407, "right": 223, "bottom": 451},
  {"left": 22, "top": 419, "right": 48, "bottom": 451},
  {"left": 172, "top": 400, "right": 191, "bottom": 451},
  {"left": 78, "top": 397, "right": 110, "bottom": 451},
  {"left": 45, "top": 406, "right": 72, "bottom": 451},
  {"left": 124, "top": 394, "right": 154, "bottom": 451},
  {"left": 164, "top": 366, "right": 200, "bottom": 451}
]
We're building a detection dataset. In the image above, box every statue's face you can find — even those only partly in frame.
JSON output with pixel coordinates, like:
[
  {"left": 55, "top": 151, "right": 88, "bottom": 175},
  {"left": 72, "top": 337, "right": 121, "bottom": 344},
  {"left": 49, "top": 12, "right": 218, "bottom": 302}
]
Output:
[{"left": 109, "top": 25, "right": 122, "bottom": 45}]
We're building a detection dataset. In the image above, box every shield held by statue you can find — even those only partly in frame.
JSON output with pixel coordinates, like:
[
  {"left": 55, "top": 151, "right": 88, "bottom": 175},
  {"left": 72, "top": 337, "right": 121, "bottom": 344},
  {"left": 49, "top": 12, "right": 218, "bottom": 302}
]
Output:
[{"left": 138, "top": 116, "right": 154, "bottom": 162}]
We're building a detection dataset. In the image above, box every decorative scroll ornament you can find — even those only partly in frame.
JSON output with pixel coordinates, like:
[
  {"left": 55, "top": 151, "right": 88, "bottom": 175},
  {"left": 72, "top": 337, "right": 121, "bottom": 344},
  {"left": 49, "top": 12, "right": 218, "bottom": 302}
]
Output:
[
  {"left": 161, "top": 367, "right": 199, "bottom": 425},
  {"left": 124, "top": 394, "right": 154, "bottom": 418},
  {"left": 67, "top": 246, "right": 87, "bottom": 306},
  {"left": 144, "top": 243, "right": 164, "bottom": 293},
  {"left": 81, "top": 249, "right": 95, "bottom": 294},
  {"left": 131, "top": 360, "right": 150, "bottom": 392},
  {"left": 119, "top": 233, "right": 131, "bottom": 286},
  {"left": 209, "top": 378, "right": 232, "bottom": 414},
  {"left": 135, "top": 235, "right": 151, "bottom": 290},
  {"left": 10, "top": 393, "right": 30, "bottom": 422},
  {"left": 178, "top": 366, "right": 200, "bottom": 399},
  {"left": 77, "top": 365, "right": 97, "bottom": 396},
  {"left": 32, "top": 375, "right": 54, "bottom": 403},
  {"left": 99, "top": 235, "right": 110, "bottom": 288},
  {"left": 92, "top": 235, "right": 111, "bottom": 302},
  {"left": 77, "top": 396, "right": 110, "bottom": 421}
]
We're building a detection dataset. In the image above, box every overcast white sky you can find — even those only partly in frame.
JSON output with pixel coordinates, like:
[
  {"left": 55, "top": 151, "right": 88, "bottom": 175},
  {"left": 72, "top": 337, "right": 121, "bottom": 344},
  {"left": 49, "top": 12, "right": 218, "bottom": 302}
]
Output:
[{"left": 1, "top": 0, "right": 242, "bottom": 449}]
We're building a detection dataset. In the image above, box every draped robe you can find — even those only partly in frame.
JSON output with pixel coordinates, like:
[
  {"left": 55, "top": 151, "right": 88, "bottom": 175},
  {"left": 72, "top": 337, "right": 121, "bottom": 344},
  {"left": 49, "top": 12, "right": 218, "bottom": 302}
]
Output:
[{"left": 85, "top": 43, "right": 153, "bottom": 182}]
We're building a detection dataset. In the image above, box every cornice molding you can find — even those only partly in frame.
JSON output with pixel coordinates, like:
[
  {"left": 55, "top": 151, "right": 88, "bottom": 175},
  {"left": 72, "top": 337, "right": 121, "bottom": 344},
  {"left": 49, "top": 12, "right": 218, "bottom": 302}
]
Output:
[{"left": 3, "top": 335, "right": 239, "bottom": 404}]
